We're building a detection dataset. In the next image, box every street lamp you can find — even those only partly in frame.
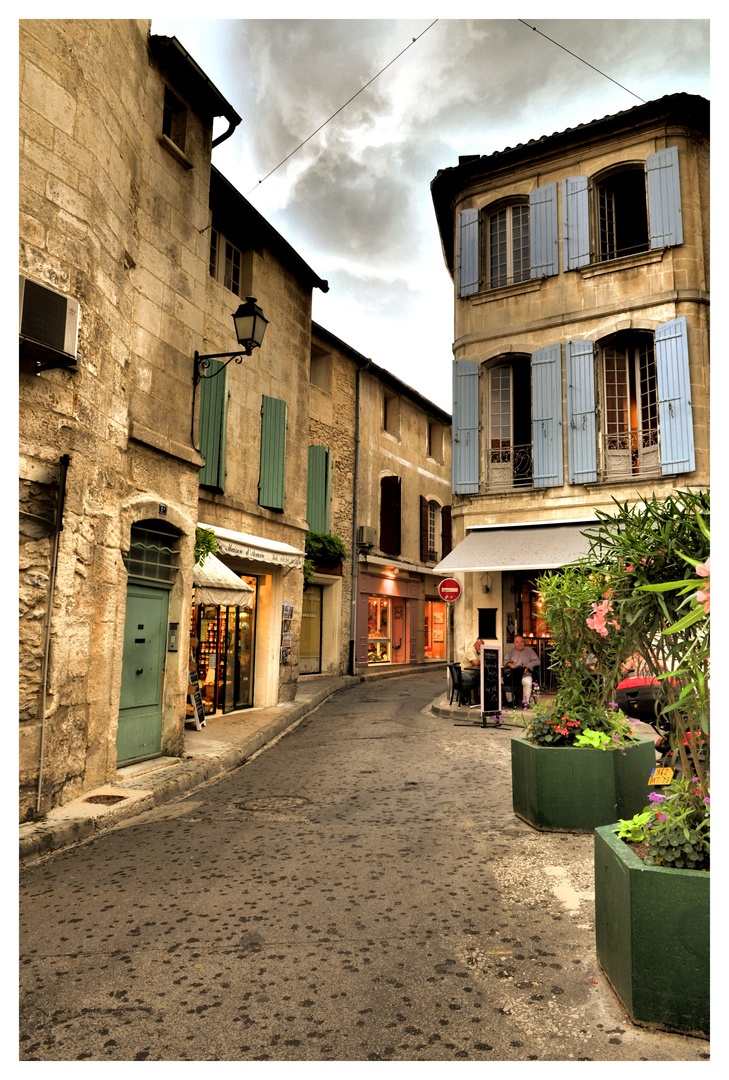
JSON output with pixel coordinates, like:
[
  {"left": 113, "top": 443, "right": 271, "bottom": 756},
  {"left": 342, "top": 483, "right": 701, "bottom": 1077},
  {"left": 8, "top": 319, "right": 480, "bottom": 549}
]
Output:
[{"left": 193, "top": 297, "right": 269, "bottom": 385}]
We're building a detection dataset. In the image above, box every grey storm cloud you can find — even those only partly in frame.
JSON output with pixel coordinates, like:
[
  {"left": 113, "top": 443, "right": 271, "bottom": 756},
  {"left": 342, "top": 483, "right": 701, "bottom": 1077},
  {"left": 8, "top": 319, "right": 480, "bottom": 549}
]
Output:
[{"left": 152, "top": 15, "right": 708, "bottom": 402}]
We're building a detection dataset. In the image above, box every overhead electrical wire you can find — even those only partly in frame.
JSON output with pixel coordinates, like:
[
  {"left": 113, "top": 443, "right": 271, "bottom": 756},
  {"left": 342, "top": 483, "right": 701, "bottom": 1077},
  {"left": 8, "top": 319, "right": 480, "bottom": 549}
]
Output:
[
  {"left": 518, "top": 20, "right": 646, "bottom": 103},
  {"left": 245, "top": 20, "right": 438, "bottom": 195},
  {"left": 245, "top": 18, "right": 645, "bottom": 198}
]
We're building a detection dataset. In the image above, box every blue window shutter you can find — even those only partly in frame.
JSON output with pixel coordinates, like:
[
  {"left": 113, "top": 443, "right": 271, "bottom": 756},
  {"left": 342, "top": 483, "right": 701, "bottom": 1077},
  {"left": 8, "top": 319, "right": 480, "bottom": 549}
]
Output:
[
  {"left": 198, "top": 360, "right": 228, "bottom": 493},
  {"left": 259, "top": 395, "right": 287, "bottom": 510},
  {"left": 531, "top": 344, "right": 563, "bottom": 488},
  {"left": 306, "top": 445, "right": 331, "bottom": 533},
  {"left": 647, "top": 146, "right": 683, "bottom": 249},
  {"left": 456, "top": 209, "right": 479, "bottom": 297},
  {"left": 655, "top": 316, "right": 694, "bottom": 475},
  {"left": 452, "top": 360, "right": 480, "bottom": 494},
  {"left": 561, "top": 176, "right": 590, "bottom": 270},
  {"left": 565, "top": 339, "right": 597, "bottom": 484},
  {"left": 529, "top": 182, "right": 559, "bottom": 278}
]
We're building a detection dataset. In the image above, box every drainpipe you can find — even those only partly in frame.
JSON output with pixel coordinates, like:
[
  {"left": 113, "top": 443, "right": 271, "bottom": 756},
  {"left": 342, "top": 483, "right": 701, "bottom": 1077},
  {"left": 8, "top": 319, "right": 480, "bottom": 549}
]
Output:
[{"left": 36, "top": 453, "right": 70, "bottom": 812}]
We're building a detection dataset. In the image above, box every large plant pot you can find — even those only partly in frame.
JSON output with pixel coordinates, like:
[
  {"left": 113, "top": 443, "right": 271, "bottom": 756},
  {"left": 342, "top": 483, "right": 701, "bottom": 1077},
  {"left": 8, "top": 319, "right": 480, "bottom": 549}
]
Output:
[
  {"left": 511, "top": 735, "right": 655, "bottom": 832},
  {"left": 594, "top": 823, "right": 709, "bottom": 1037}
]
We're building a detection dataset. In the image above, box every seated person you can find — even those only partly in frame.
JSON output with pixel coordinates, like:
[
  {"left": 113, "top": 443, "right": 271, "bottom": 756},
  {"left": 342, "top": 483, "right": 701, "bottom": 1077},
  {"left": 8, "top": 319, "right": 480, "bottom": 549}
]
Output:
[
  {"left": 503, "top": 636, "right": 540, "bottom": 707},
  {"left": 460, "top": 638, "right": 484, "bottom": 698}
]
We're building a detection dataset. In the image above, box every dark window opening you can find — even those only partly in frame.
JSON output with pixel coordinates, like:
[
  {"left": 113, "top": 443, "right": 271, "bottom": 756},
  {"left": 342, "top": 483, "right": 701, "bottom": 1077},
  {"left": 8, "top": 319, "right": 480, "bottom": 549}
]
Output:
[
  {"left": 162, "top": 87, "right": 187, "bottom": 151},
  {"left": 597, "top": 169, "right": 648, "bottom": 261},
  {"left": 487, "top": 361, "right": 533, "bottom": 490}
]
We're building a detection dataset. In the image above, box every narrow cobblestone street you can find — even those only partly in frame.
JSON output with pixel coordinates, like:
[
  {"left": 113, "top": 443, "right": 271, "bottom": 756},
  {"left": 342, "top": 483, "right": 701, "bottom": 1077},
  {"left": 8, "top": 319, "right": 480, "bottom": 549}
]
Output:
[{"left": 20, "top": 674, "right": 710, "bottom": 1062}]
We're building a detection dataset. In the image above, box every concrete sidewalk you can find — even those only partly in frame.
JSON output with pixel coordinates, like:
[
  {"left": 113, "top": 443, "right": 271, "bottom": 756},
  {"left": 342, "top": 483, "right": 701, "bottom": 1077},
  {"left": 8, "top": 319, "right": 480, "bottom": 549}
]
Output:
[{"left": 19, "top": 665, "right": 447, "bottom": 864}]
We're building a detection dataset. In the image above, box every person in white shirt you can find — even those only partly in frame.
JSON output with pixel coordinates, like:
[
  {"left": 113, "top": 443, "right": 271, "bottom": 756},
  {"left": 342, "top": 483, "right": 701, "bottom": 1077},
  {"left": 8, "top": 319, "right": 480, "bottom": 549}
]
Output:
[
  {"left": 460, "top": 639, "right": 484, "bottom": 694},
  {"left": 504, "top": 635, "right": 540, "bottom": 708}
]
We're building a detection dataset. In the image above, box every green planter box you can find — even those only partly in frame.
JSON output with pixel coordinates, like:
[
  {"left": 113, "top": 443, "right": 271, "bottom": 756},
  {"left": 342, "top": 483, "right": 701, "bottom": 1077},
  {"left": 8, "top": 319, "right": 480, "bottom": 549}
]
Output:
[
  {"left": 594, "top": 823, "right": 709, "bottom": 1037},
  {"left": 511, "top": 735, "right": 655, "bottom": 832}
]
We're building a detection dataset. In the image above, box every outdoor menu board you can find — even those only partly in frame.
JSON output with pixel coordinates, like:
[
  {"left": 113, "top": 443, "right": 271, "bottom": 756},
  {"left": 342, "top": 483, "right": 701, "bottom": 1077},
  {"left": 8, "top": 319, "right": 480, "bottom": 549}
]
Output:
[
  {"left": 480, "top": 647, "right": 501, "bottom": 716},
  {"left": 187, "top": 668, "right": 206, "bottom": 730}
]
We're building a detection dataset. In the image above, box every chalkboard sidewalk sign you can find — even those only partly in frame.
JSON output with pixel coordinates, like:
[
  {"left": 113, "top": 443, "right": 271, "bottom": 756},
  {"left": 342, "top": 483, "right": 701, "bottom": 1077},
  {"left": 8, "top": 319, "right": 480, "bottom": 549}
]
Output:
[
  {"left": 187, "top": 667, "right": 206, "bottom": 730},
  {"left": 454, "top": 646, "right": 512, "bottom": 729}
]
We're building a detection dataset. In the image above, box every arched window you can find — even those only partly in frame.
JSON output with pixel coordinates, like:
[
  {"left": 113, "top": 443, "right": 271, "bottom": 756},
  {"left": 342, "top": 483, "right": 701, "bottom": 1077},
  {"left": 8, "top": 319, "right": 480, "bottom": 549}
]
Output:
[
  {"left": 486, "top": 357, "right": 533, "bottom": 489},
  {"left": 600, "top": 332, "right": 659, "bottom": 477},
  {"left": 596, "top": 167, "right": 649, "bottom": 261}
]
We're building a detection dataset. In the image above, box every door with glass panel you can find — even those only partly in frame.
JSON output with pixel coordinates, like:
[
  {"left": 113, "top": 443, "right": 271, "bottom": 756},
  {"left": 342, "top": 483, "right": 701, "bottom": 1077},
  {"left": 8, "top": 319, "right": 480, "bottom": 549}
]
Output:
[
  {"left": 603, "top": 337, "right": 659, "bottom": 479},
  {"left": 488, "top": 363, "right": 533, "bottom": 490},
  {"left": 300, "top": 585, "right": 323, "bottom": 674},
  {"left": 367, "top": 596, "right": 391, "bottom": 664}
]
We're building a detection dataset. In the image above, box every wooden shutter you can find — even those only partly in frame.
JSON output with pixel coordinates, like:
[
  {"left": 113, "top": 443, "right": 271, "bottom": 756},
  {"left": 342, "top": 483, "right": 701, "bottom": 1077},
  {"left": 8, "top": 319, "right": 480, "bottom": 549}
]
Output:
[
  {"left": 531, "top": 344, "right": 563, "bottom": 488},
  {"left": 655, "top": 316, "right": 695, "bottom": 475},
  {"left": 380, "top": 475, "right": 401, "bottom": 555},
  {"left": 562, "top": 176, "right": 590, "bottom": 270},
  {"left": 452, "top": 360, "right": 480, "bottom": 494},
  {"left": 565, "top": 339, "right": 598, "bottom": 484},
  {"left": 198, "top": 360, "right": 228, "bottom": 493},
  {"left": 529, "top": 182, "right": 559, "bottom": 278},
  {"left": 457, "top": 208, "right": 480, "bottom": 297},
  {"left": 441, "top": 505, "right": 452, "bottom": 558},
  {"left": 307, "top": 445, "right": 331, "bottom": 534},
  {"left": 648, "top": 146, "right": 683, "bottom": 249},
  {"left": 258, "top": 395, "right": 287, "bottom": 510},
  {"left": 420, "top": 496, "right": 429, "bottom": 563}
]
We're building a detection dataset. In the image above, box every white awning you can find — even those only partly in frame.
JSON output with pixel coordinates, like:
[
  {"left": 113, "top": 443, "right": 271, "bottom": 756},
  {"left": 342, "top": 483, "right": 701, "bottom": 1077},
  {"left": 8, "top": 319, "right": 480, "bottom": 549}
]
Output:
[
  {"left": 193, "top": 552, "right": 255, "bottom": 608},
  {"left": 434, "top": 521, "right": 597, "bottom": 573},
  {"left": 198, "top": 522, "right": 305, "bottom": 569}
]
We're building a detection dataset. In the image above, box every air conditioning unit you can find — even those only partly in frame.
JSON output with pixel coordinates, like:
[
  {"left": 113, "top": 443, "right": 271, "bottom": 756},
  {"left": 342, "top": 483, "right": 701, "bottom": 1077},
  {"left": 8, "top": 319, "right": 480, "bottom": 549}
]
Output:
[
  {"left": 19, "top": 275, "right": 80, "bottom": 372},
  {"left": 357, "top": 525, "right": 377, "bottom": 548}
]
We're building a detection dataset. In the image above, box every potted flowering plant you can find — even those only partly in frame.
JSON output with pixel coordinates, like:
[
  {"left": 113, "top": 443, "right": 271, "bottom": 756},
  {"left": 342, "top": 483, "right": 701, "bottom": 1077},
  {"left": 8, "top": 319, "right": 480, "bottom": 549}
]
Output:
[
  {"left": 511, "top": 564, "right": 656, "bottom": 832},
  {"left": 585, "top": 489, "right": 710, "bottom": 1037}
]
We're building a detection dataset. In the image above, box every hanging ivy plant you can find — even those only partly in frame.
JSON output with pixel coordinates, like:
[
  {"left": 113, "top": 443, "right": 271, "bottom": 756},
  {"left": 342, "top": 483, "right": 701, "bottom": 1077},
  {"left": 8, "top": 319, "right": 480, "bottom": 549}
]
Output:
[
  {"left": 304, "top": 531, "right": 347, "bottom": 584},
  {"left": 194, "top": 526, "right": 218, "bottom": 566}
]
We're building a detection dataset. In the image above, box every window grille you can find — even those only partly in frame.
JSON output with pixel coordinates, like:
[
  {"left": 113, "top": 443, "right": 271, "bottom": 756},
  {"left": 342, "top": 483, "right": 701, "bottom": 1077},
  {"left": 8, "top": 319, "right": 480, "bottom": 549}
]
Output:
[{"left": 124, "top": 524, "right": 180, "bottom": 582}]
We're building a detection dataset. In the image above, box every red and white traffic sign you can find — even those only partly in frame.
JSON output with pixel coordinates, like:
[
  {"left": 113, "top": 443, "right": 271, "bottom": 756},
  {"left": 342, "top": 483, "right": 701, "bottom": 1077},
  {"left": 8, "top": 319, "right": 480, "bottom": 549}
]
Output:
[{"left": 438, "top": 578, "right": 461, "bottom": 602}]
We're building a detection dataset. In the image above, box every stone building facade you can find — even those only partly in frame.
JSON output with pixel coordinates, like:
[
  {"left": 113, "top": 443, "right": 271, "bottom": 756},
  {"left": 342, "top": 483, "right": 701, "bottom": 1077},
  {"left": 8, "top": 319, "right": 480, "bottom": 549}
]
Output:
[
  {"left": 306, "top": 325, "right": 453, "bottom": 677},
  {"left": 18, "top": 21, "right": 327, "bottom": 816},
  {"left": 430, "top": 94, "right": 709, "bottom": 684}
]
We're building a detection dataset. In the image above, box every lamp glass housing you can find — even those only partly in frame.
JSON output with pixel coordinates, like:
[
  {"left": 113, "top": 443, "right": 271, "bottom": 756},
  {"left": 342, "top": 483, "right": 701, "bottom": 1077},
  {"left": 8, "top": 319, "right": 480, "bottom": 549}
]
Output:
[{"left": 233, "top": 297, "right": 268, "bottom": 350}]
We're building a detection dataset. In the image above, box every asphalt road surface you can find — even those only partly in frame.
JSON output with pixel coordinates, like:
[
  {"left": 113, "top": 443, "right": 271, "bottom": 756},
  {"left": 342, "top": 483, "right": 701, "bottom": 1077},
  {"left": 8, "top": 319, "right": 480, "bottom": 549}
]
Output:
[{"left": 19, "top": 673, "right": 710, "bottom": 1062}]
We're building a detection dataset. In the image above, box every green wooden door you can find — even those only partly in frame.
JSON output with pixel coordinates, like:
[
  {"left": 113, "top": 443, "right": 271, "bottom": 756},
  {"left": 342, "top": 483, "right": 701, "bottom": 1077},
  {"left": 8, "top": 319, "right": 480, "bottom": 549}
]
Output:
[{"left": 116, "top": 583, "right": 169, "bottom": 765}]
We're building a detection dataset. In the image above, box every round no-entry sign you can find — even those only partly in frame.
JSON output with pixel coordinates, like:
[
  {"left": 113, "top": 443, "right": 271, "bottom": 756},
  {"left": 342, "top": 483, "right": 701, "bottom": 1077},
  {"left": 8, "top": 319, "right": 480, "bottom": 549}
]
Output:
[{"left": 438, "top": 578, "right": 461, "bottom": 602}]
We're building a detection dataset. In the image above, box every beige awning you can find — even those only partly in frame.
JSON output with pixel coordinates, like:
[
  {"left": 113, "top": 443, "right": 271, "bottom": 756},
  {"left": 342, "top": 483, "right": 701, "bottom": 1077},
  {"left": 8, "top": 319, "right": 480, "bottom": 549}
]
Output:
[
  {"left": 434, "top": 521, "right": 597, "bottom": 573},
  {"left": 199, "top": 521, "right": 305, "bottom": 569},
  {"left": 193, "top": 552, "right": 255, "bottom": 608}
]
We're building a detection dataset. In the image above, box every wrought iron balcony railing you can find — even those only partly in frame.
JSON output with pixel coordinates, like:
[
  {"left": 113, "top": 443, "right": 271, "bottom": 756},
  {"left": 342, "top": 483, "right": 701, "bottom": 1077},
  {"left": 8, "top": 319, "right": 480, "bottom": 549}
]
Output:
[
  {"left": 601, "top": 432, "right": 661, "bottom": 481},
  {"left": 486, "top": 444, "right": 534, "bottom": 491}
]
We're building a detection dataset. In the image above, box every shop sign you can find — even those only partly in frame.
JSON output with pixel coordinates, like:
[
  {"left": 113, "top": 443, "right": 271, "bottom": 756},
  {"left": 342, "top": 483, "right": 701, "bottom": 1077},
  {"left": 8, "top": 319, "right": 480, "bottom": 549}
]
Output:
[
  {"left": 438, "top": 578, "right": 461, "bottom": 602},
  {"left": 215, "top": 537, "right": 303, "bottom": 569}
]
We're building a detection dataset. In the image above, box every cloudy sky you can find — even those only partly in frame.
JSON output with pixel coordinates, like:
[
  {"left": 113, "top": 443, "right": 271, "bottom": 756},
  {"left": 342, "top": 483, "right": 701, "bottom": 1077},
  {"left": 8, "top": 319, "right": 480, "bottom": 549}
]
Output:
[{"left": 150, "top": 10, "right": 709, "bottom": 409}]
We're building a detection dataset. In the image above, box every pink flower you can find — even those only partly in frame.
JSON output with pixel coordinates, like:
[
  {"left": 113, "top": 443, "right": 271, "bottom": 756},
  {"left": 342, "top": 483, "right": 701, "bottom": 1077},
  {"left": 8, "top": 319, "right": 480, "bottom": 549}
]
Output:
[
  {"left": 696, "top": 557, "right": 710, "bottom": 578},
  {"left": 696, "top": 588, "right": 710, "bottom": 614}
]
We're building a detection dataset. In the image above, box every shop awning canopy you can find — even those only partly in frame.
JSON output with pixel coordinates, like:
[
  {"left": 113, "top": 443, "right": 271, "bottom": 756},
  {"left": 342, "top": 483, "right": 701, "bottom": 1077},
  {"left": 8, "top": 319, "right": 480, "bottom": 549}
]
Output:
[
  {"left": 193, "top": 552, "right": 255, "bottom": 608},
  {"left": 434, "top": 521, "right": 598, "bottom": 573},
  {"left": 198, "top": 522, "right": 305, "bottom": 569}
]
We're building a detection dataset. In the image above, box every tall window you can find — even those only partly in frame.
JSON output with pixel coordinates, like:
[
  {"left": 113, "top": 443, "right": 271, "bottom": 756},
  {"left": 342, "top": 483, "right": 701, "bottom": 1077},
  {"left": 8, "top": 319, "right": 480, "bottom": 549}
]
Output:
[
  {"left": 486, "top": 361, "right": 533, "bottom": 489},
  {"left": 209, "top": 229, "right": 243, "bottom": 296},
  {"left": 602, "top": 335, "right": 659, "bottom": 478},
  {"left": 420, "top": 497, "right": 440, "bottom": 563},
  {"left": 487, "top": 204, "right": 530, "bottom": 288},
  {"left": 380, "top": 476, "right": 401, "bottom": 556},
  {"left": 597, "top": 168, "right": 649, "bottom": 261},
  {"left": 162, "top": 87, "right": 187, "bottom": 151}
]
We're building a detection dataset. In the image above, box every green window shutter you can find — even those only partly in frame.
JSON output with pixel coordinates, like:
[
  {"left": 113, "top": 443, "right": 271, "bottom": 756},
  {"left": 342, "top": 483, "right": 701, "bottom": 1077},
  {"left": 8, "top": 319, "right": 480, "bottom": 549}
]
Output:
[
  {"left": 198, "top": 360, "right": 228, "bottom": 493},
  {"left": 259, "top": 395, "right": 287, "bottom": 510},
  {"left": 306, "top": 445, "right": 331, "bottom": 533}
]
